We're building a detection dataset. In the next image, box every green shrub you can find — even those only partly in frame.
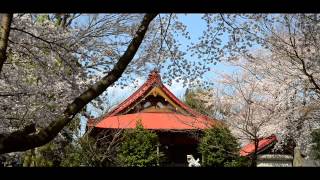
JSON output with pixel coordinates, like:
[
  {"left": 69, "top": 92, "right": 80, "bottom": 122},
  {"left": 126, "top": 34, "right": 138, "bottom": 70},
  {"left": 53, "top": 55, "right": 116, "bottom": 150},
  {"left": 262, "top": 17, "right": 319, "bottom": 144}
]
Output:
[
  {"left": 22, "top": 142, "right": 61, "bottom": 167},
  {"left": 311, "top": 128, "right": 320, "bottom": 160},
  {"left": 199, "top": 126, "right": 249, "bottom": 167},
  {"left": 116, "top": 121, "right": 163, "bottom": 167}
]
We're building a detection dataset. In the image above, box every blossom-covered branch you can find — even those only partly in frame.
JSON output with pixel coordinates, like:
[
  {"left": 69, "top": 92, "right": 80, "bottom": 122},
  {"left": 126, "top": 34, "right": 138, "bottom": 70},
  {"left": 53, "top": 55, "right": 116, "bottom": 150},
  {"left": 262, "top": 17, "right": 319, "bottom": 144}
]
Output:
[{"left": 0, "top": 13, "right": 158, "bottom": 154}]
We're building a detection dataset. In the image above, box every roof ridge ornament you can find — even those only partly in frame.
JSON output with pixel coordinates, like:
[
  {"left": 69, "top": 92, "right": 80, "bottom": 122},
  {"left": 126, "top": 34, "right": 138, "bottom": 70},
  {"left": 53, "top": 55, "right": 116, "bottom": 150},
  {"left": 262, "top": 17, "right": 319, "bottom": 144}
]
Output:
[
  {"left": 147, "top": 68, "right": 162, "bottom": 85},
  {"left": 97, "top": 67, "right": 219, "bottom": 123}
]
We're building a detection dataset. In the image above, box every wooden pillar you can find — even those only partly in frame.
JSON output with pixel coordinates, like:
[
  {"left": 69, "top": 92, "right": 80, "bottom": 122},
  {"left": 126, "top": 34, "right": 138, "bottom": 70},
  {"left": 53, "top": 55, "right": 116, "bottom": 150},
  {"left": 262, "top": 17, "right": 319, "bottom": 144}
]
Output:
[{"left": 156, "top": 143, "right": 160, "bottom": 166}]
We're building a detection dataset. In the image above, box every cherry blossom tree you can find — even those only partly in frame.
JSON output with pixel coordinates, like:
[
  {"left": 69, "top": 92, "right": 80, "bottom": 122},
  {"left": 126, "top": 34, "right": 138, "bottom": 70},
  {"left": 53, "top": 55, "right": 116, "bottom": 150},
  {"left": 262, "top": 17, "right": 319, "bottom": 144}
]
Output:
[
  {"left": 2, "top": 13, "right": 320, "bottom": 161},
  {"left": 191, "top": 50, "right": 320, "bottom": 159},
  {"left": 0, "top": 13, "right": 158, "bottom": 154},
  {"left": 188, "top": 14, "right": 320, "bottom": 158},
  {"left": 192, "top": 14, "right": 320, "bottom": 96}
]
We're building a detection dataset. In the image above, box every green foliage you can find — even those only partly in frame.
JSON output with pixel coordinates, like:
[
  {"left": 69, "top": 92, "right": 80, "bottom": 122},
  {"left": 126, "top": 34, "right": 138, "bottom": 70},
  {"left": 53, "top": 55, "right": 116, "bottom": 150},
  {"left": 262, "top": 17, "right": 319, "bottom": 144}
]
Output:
[
  {"left": 223, "top": 156, "right": 251, "bottom": 167},
  {"left": 61, "top": 134, "right": 120, "bottom": 167},
  {"left": 21, "top": 114, "right": 121, "bottom": 167},
  {"left": 184, "top": 88, "right": 212, "bottom": 116},
  {"left": 22, "top": 116, "right": 82, "bottom": 167},
  {"left": 55, "top": 15, "right": 62, "bottom": 26},
  {"left": 22, "top": 136, "right": 115, "bottom": 167},
  {"left": 22, "top": 142, "right": 61, "bottom": 167},
  {"left": 199, "top": 126, "right": 249, "bottom": 167},
  {"left": 311, "top": 129, "right": 320, "bottom": 160},
  {"left": 116, "top": 121, "right": 163, "bottom": 167},
  {"left": 60, "top": 137, "right": 96, "bottom": 167},
  {"left": 60, "top": 144, "right": 83, "bottom": 167},
  {"left": 35, "top": 14, "right": 50, "bottom": 24}
]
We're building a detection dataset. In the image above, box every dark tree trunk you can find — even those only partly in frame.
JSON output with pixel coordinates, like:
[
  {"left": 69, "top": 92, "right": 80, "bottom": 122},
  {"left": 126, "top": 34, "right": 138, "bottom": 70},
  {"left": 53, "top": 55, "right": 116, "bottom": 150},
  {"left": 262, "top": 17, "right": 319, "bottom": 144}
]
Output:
[
  {"left": 251, "top": 138, "right": 259, "bottom": 167},
  {"left": 0, "top": 14, "right": 13, "bottom": 73}
]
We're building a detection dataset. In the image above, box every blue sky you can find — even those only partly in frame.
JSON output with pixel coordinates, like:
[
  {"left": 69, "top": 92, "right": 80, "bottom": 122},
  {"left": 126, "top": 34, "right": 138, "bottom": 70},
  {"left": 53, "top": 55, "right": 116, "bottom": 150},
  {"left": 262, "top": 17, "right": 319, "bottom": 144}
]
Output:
[
  {"left": 79, "top": 14, "right": 241, "bottom": 133},
  {"left": 176, "top": 14, "right": 240, "bottom": 82},
  {"left": 103, "top": 14, "right": 240, "bottom": 106}
]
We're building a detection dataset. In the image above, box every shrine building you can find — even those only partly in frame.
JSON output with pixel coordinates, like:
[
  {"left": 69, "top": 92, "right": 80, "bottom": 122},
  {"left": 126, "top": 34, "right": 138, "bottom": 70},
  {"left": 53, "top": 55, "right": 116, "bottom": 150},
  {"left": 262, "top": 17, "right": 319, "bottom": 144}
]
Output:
[{"left": 87, "top": 70, "right": 221, "bottom": 166}]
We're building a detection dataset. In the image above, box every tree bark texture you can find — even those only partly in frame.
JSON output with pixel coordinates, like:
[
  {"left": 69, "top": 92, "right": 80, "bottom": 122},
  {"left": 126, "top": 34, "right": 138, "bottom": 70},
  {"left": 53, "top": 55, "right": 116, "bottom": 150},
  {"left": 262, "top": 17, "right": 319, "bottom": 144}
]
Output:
[{"left": 0, "top": 14, "right": 13, "bottom": 73}]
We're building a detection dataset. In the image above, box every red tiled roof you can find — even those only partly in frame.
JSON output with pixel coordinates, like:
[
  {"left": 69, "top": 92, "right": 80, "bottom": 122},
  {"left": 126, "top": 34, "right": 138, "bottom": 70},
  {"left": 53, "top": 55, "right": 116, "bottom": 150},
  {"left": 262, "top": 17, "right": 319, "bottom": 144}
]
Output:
[
  {"left": 88, "top": 70, "right": 220, "bottom": 130},
  {"left": 88, "top": 112, "right": 215, "bottom": 130},
  {"left": 240, "top": 134, "right": 278, "bottom": 156},
  {"left": 105, "top": 70, "right": 213, "bottom": 121},
  {"left": 105, "top": 70, "right": 162, "bottom": 117}
]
